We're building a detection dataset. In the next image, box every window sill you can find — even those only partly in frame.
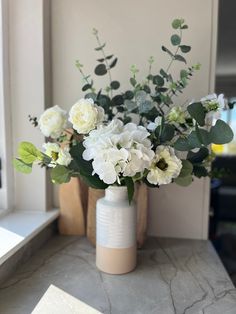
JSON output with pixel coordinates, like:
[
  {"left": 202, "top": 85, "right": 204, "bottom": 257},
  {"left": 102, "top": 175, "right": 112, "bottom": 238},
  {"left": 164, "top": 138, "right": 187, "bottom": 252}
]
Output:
[{"left": 0, "top": 209, "right": 59, "bottom": 265}]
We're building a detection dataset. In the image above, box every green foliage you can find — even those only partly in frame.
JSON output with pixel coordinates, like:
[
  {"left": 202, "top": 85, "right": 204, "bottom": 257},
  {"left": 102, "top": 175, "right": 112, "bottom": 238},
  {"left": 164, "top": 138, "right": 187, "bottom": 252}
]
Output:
[
  {"left": 18, "top": 142, "right": 42, "bottom": 164},
  {"left": 174, "top": 175, "right": 192, "bottom": 186},
  {"left": 187, "top": 147, "right": 209, "bottom": 163},
  {"left": 110, "top": 81, "right": 120, "bottom": 90},
  {"left": 13, "top": 158, "right": 32, "bottom": 174},
  {"left": 124, "top": 177, "right": 134, "bottom": 203},
  {"left": 187, "top": 102, "right": 206, "bottom": 126},
  {"left": 156, "top": 124, "right": 175, "bottom": 142},
  {"left": 95, "top": 64, "right": 107, "bottom": 76},
  {"left": 209, "top": 120, "right": 234, "bottom": 144},
  {"left": 51, "top": 165, "right": 72, "bottom": 184},
  {"left": 171, "top": 34, "right": 181, "bottom": 46}
]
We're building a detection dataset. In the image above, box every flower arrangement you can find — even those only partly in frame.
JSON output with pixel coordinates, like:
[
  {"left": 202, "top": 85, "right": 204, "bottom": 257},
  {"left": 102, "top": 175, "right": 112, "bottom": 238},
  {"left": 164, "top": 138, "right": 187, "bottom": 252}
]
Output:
[{"left": 14, "top": 18, "right": 234, "bottom": 202}]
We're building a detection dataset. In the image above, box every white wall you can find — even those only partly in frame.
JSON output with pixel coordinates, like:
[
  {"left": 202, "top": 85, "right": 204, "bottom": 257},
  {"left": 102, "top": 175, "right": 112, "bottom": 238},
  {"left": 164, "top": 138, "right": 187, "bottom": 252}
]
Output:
[
  {"left": 9, "top": 0, "right": 51, "bottom": 211},
  {"left": 51, "top": 0, "right": 218, "bottom": 239}
]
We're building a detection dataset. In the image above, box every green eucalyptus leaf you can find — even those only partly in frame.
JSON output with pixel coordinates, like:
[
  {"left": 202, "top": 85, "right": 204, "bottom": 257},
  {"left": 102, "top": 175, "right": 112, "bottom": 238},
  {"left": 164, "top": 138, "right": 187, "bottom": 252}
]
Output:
[
  {"left": 195, "top": 126, "right": 211, "bottom": 146},
  {"left": 130, "top": 77, "right": 137, "bottom": 87},
  {"left": 109, "top": 58, "right": 118, "bottom": 69},
  {"left": 112, "top": 95, "right": 124, "bottom": 106},
  {"left": 187, "top": 131, "right": 202, "bottom": 149},
  {"left": 139, "top": 100, "right": 153, "bottom": 113},
  {"left": 94, "top": 64, "right": 107, "bottom": 76},
  {"left": 161, "top": 46, "right": 174, "bottom": 57},
  {"left": 18, "top": 142, "right": 42, "bottom": 164},
  {"left": 193, "top": 165, "right": 208, "bottom": 178},
  {"left": 95, "top": 43, "right": 106, "bottom": 51},
  {"left": 209, "top": 120, "right": 234, "bottom": 144},
  {"left": 157, "top": 124, "right": 175, "bottom": 142},
  {"left": 174, "top": 175, "right": 192, "bottom": 186},
  {"left": 160, "top": 68, "right": 168, "bottom": 78},
  {"left": 124, "top": 99, "right": 137, "bottom": 112},
  {"left": 51, "top": 165, "right": 71, "bottom": 184},
  {"left": 153, "top": 75, "right": 165, "bottom": 86},
  {"left": 110, "top": 81, "right": 120, "bottom": 90},
  {"left": 171, "top": 34, "right": 181, "bottom": 46},
  {"left": 82, "top": 84, "right": 92, "bottom": 91},
  {"left": 187, "top": 147, "right": 209, "bottom": 163},
  {"left": 187, "top": 102, "right": 206, "bottom": 126},
  {"left": 85, "top": 92, "right": 97, "bottom": 101},
  {"left": 178, "top": 160, "right": 193, "bottom": 177},
  {"left": 124, "top": 90, "right": 134, "bottom": 100},
  {"left": 124, "top": 177, "right": 134, "bottom": 204},
  {"left": 172, "top": 19, "right": 182, "bottom": 29},
  {"left": 180, "top": 45, "right": 191, "bottom": 53},
  {"left": 174, "top": 54, "right": 186, "bottom": 64},
  {"left": 105, "top": 54, "right": 113, "bottom": 60},
  {"left": 13, "top": 158, "right": 32, "bottom": 174},
  {"left": 174, "top": 137, "right": 191, "bottom": 151}
]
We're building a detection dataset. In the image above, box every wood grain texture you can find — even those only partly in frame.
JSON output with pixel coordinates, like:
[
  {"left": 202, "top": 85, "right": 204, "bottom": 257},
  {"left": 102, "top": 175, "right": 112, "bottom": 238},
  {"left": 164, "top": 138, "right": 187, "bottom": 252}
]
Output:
[
  {"left": 58, "top": 177, "right": 87, "bottom": 235},
  {"left": 136, "top": 184, "right": 148, "bottom": 249}
]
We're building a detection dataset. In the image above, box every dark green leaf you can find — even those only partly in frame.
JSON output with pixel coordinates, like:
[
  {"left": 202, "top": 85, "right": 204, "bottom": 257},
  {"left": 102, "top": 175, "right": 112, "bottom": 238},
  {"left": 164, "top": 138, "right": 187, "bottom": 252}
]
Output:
[
  {"left": 175, "top": 55, "right": 186, "bottom": 63},
  {"left": 187, "top": 147, "right": 209, "bottom": 163},
  {"left": 109, "top": 58, "right": 118, "bottom": 69},
  {"left": 94, "top": 64, "right": 107, "bottom": 76},
  {"left": 51, "top": 165, "right": 71, "bottom": 184},
  {"left": 187, "top": 131, "right": 202, "bottom": 148},
  {"left": 110, "top": 81, "right": 120, "bottom": 90},
  {"left": 95, "top": 43, "right": 106, "bottom": 51},
  {"left": 209, "top": 119, "right": 234, "bottom": 144},
  {"left": 180, "top": 45, "right": 191, "bottom": 53},
  {"left": 124, "top": 90, "right": 134, "bottom": 100},
  {"left": 130, "top": 77, "right": 137, "bottom": 87},
  {"left": 143, "top": 85, "right": 151, "bottom": 93},
  {"left": 85, "top": 92, "right": 97, "bottom": 101},
  {"left": 13, "top": 158, "right": 32, "bottom": 174},
  {"left": 161, "top": 46, "right": 174, "bottom": 57},
  {"left": 79, "top": 173, "right": 108, "bottom": 189},
  {"left": 112, "top": 95, "right": 124, "bottom": 106},
  {"left": 156, "top": 124, "right": 175, "bottom": 142},
  {"left": 181, "top": 24, "right": 188, "bottom": 29},
  {"left": 193, "top": 165, "right": 208, "bottom": 178},
  {"left": 160, "top": 68, "right": 168, "bottom": 78},
  {"left": 124, "top": 177, "right": 134, "bottom": 204},
  {"left": 195, "top": 126, "right": 211, "bottom": 146},
  {"left": 82, "top": 84, "right": 92, "bottom": 91},
  {"left": 97, "top": 58, "right": 105, "bottom": 62},
  {"left": 106, "top": 54, "right": 113, "bottom": 60},
  {"left": 153, "top": 75, "right": 165, "bottom": 86},
  {"left": 171, "top": 34, "right": 181, "bottom": 46},
  {"left": 187, "top": 102, "right": 206, "bottom": 126},
  {"left": 174, "top": 137, "right": 191, "bottom": 151}
]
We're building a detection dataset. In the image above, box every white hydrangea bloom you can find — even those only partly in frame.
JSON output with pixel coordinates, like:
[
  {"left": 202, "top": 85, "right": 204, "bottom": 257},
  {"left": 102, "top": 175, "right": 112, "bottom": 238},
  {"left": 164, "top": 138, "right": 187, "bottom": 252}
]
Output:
[
  {"left": 39, "top": 105, "right": 67, "bottom": 139},
  {"left": 147, "top": 145, "right": 182, "bottom": 185},
  {"left": 69, "top": 98, "right": 104, "bottom": 134},
  {"left": 83, "top": 119, "right": 154, "bottom": 185}
]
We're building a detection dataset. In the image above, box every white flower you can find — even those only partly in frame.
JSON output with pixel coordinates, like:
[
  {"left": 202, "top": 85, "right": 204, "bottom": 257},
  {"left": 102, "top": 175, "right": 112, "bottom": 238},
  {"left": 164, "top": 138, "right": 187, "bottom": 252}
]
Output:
[
  {"left": 69, "top": 98, "right": 104, "bottom": 134},
  {"left": 167, "top": 106, "right": 186, "bottom": 124},
  {"left": 39, "top": 105, "right": 67, "bottom": 139},
  {"left": 43, "top": 142, "right": 72, "bottom": 167},
  {"left": 147, "top": 145, "right": 182, "bottom": 185},
  {"left": 57, "top": 146, "right": 72, "bottom": 166},
  {"left": 82, "top": 119, "right": 154, "bottom": 185},
  {"left": 147, "top": 116, "right": 162, "bottom": 131},
  {"left": 201, "top": 93, "right": 225, "bottom": 112}
]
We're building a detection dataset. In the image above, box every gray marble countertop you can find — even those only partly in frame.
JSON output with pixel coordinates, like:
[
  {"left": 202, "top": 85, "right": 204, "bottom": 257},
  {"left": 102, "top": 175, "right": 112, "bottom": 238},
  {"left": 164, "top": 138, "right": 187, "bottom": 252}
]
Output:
[{"left": 0, "top": 236, "right": 236, "bottom": 314}]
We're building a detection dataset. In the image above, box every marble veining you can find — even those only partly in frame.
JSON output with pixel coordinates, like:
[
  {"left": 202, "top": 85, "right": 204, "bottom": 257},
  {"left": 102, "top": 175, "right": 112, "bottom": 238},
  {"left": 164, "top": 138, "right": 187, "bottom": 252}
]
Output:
[{"left": 0, "top": 236, "right": 235, "bottom": 314}]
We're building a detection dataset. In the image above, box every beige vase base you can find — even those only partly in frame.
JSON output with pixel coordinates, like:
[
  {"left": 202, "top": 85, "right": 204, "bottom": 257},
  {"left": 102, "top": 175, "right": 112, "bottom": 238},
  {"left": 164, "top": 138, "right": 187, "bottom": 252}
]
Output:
[{"left": 96, "top": 244, "right": 137, "bottom": 275}]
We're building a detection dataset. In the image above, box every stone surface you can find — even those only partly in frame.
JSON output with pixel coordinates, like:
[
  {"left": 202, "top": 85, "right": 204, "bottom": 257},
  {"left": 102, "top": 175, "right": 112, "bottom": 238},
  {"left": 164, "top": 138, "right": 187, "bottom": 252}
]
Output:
[
  {"left": 32, "top": 285, "right": 102, "bottom": 314},
  {"left": 0, "top": 236, "right": 235, "bottom": 314}
]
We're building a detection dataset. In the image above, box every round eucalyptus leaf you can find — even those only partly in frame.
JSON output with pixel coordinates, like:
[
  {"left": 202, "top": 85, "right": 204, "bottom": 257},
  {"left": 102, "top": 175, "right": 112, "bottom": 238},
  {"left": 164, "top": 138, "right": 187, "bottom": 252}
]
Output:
[
  {"left": 171, "top": 34, "right": 181, "bottom": 46},
  {"left": 94, "top": 64, "right": 107, "bottom": 76},
  {"left": 110, "top": 81, "right": 120, "bottom": 90}
]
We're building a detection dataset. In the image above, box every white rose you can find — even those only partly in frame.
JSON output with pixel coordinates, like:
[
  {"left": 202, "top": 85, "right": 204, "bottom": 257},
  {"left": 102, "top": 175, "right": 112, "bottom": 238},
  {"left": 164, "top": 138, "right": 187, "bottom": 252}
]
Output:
[
  {"left": 57, "top": 147, "right": 72, "bottom": 166},
  {"left": 39, "top": 105, "right": 67, "bottom": 139},
  {"left": 69, "top": 98, "right": 105, "bottom": 134},
  {"left": 147, "top": 145, "right": 182, "bottom": 185}
]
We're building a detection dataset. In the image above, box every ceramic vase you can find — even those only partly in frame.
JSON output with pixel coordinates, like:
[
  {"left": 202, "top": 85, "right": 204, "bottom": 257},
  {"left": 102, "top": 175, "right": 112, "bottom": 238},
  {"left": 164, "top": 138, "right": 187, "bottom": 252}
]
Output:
[{"left": 96, "top": 186, "right": 137, "bottom": 274}]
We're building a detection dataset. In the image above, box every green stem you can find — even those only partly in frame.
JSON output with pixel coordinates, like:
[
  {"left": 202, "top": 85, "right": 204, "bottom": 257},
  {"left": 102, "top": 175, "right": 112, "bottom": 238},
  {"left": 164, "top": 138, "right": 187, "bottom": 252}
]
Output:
[
  {"left": 78, "top": 68, "right": 94, "bottom": 92},
  {"left": 165, "top": 29, "right": 182, "bottom": 74},
  {"left": 94, "top": 34, "right": 113, "bottom": 98}
]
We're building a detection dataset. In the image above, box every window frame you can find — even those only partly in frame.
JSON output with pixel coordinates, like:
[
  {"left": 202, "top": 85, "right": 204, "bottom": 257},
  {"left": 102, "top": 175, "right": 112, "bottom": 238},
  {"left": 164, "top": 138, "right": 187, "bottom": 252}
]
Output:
[{"left": 0, "top": 0, "right": 13, "bottom": 214}]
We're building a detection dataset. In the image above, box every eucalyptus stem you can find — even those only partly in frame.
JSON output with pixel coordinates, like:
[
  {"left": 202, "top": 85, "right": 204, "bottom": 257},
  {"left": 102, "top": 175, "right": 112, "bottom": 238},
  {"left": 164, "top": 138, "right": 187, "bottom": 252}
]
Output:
[
  {"left": 165, "top": 29, "right": 182, "bottom": 74},
  {"left": 94, "top": 32, "right": 113, "bottom": 98},
  {"left": 75, "top": 62, "right": 95, "bottom": 93}
]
